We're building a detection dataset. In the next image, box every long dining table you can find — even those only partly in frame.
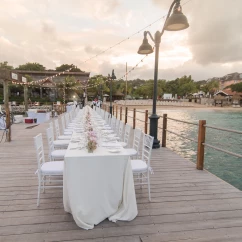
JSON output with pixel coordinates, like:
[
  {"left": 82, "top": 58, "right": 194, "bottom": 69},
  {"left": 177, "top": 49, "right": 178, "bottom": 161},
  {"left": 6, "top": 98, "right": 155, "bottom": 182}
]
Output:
[{"left": 63, "top": 107, "right": 138, "bottom": 230}]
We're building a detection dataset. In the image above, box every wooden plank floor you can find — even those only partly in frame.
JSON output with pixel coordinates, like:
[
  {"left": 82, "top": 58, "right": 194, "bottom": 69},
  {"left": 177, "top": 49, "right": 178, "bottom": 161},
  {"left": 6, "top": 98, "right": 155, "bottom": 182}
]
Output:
[{"left": 1, "top": 122, "right": 242, "bottom": 242}]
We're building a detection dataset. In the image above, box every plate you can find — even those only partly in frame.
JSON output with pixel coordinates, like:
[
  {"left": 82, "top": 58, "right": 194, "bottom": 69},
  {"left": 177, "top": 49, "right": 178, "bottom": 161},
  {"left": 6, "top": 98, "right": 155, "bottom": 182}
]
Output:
[{"left": 107, "top": 148, "right": 121, "bottom": 153}]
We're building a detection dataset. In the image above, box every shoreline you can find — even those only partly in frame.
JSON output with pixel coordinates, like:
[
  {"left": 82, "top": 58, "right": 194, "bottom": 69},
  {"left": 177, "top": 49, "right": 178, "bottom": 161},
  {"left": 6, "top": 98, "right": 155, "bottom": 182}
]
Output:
[{"left": 110, "top": 104, "right": 242, "bottom": 112}]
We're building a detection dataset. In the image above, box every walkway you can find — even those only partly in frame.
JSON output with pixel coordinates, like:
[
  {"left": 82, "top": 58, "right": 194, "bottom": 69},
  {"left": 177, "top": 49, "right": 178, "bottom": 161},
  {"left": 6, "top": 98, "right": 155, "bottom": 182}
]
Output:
[{"left": 0, "top": 122, "right": 242, "bottom": 241}]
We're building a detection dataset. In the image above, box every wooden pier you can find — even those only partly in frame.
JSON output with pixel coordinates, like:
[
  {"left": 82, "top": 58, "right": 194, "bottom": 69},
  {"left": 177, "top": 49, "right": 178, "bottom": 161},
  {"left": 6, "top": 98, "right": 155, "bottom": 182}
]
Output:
[{"left": 1, "top": 122, "right": 242, "bottom": 241}]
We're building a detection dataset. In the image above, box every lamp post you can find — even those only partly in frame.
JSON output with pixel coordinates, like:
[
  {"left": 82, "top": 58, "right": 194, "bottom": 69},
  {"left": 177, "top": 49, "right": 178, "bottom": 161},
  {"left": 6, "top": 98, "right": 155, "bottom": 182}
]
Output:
[
  {"left": 137, "top": 0, "right": 189, "bottom": 148},
  {"left": 100, "top": 83, "right": 103, "bottom": 102},
  {"left": 109, "top": 69, "right": 116, "bottom": 116}
]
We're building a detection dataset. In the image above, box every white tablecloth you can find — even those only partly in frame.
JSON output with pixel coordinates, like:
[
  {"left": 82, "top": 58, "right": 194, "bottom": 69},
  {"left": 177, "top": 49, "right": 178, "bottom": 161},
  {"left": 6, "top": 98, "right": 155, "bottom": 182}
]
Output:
[
  {"left": 27, "top": 111, "right": 51, "bottom": 124},
  {"left": 66, "top": 105, "right": 74, "bottom": 113},
  {"left": 0, "top": 117, "right": 5, "bottom": 130},
  {"left": 64, "top": 143, "right": 138, "bottom": 229}
]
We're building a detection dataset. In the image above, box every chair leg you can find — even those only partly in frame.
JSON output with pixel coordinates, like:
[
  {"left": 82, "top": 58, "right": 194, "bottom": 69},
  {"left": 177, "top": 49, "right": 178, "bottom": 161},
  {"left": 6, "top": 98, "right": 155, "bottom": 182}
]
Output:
[
  {"left": 139, "top": 173, "right": 142, "bottom": 189},
  {"left": 148, "top": 172, "right": 151, "bottom": 202},
  {"left": 42, "top": 176, "right": 45, "bottom": 193},
  {"left": 37, "top": 180, "right": 41, "bottom": 207}
]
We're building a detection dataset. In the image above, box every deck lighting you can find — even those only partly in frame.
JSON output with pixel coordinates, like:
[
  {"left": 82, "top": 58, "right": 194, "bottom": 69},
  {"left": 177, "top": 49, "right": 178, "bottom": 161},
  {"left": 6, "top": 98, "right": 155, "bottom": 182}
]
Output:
[{"left": 137, "top": 0, "right": 189, "bottom": 148}]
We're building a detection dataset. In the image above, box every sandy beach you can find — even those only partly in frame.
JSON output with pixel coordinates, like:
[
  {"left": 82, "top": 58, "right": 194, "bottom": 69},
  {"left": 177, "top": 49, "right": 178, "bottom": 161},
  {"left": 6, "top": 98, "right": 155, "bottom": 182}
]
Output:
[{"left": 113, "top": 103, "right": 242, "bottom": 112}]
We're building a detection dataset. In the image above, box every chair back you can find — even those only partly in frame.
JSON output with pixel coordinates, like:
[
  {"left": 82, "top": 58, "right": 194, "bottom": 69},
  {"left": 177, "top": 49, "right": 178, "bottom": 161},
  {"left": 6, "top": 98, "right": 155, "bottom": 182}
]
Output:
[
  {"left": 54, "top": 119, "right": 61, "bottom": 137},
  {"left": 133, "top": 128, "right": 142, "bottom": 151},
  {"left": 34, "top": 133, "right": 45, "bottom": 172},
  {"left": 69, "top": 111, "right": 74, "bottom": 121},
  {"left": 61, "top": 115, "right": 66, "bottom": 132},
  {"left": 105, "top": 113, "right": 110, "bottom": 124},
  {"left": 118, "top": 121, "right": 125, "bottom": 140},
  {"left": 100, "top": 109, "right": 104, "bottom": 119},
  {"left": 141, "top": 134, "right": 154, "bottom": 167},
  {"left": 75, "top": 108, "right": 79, "bottom": 117},
  {"left": 65, "top": 113, "right": 70, "bottom": 126},
  {"left": 49, "top": 121, "right": 57, "bottom": 139},
  {"left": 123, "top": 124, "right": 131, "bottom": 146},
  {"left": 115, "top": 119, "right": 120, "bottom": 135},
  {"left": 46, "top": 127, "right": 55, "bottom": 160},
  {"left": 111, "top": 117, "right": 116, "bottom": 130}
]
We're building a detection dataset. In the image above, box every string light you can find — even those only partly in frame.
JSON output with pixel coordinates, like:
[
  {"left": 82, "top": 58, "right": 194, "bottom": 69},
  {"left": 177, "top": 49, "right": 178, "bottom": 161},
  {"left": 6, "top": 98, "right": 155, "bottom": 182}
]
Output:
[
  {"left": 10, "top": 0, "right": 192, "bottom": 90},
  {"left": 76, "top": 0, "right": 192, "bottom": 68}
]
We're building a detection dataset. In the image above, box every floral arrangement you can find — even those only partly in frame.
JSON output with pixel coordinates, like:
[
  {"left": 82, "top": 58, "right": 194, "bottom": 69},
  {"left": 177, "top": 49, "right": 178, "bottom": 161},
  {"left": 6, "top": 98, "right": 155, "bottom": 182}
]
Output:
[
  {"left": 85, "top": 111, "right": 98, "bottom": 153},
  {"left": 87, "top": 134, "right": 97, "bottom": 153}
]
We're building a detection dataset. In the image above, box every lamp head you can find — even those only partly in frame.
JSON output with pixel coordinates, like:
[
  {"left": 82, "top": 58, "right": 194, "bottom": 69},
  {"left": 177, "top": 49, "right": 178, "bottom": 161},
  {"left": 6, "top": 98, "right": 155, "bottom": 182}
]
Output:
[
  {"left": 137, "top": 32, "right": 153, "bottom": 55},
  {"left": 164, "top": 2, "right": 189, "bottom": 31},
  {"left": 112, "top": 69, "right": 116, "bottom": 79}
]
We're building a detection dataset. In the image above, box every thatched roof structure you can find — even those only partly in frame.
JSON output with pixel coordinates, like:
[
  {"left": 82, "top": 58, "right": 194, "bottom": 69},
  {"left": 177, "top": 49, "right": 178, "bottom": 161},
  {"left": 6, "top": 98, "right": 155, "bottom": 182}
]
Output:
[
  {"left": 113, "top": 91, "right": 124, "bottom": 96},
  {"left": 214, "top": 94, "right": 226, "bottom": 101},
  {"left": 232, "top": 94, "right": 242, "bottom": 101}
]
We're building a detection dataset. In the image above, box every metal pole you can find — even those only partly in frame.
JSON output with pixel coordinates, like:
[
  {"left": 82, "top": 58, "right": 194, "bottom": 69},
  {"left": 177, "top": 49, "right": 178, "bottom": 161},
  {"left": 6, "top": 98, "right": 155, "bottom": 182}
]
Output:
[
  {"left": 162, "top": 114, "right": 167, "bottom": 147},
  {"left": 125, "top": 62, "right": 127, "bottom": 106},
  {"left": 149, "top": 31, "right": 161, "bottom": 148},
  {"left": 24, "top": 84, "right": 28, "bottom": 112},
  {"left": 3, "top": 80, "right": 11, "bottom": 142},
  {"left": 109, "top": 77, "right": 112, "bottom": 116}
]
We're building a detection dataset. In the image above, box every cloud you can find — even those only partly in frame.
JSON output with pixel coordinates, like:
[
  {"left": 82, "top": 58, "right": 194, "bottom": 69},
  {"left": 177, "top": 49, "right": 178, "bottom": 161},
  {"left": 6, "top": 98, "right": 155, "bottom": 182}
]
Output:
[
  {"left": 0, "top": 0, "right": 241, "bottom": 82},
  {"left": 153, "top": 0, "right": 242, "bottom": 65}
]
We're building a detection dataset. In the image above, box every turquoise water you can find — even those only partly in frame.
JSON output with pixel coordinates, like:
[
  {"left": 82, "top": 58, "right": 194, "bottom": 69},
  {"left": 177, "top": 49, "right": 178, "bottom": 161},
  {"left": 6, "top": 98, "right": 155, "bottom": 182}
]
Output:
[{"left": 134, "top": 109, "right": 242, "bottom": 191}]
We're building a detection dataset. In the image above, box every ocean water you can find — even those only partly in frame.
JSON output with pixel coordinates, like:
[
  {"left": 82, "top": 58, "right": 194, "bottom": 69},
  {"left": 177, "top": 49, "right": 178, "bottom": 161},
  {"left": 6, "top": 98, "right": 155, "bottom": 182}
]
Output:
[{"left": 133, "top": 109, "right": 242, "bottom": 191}]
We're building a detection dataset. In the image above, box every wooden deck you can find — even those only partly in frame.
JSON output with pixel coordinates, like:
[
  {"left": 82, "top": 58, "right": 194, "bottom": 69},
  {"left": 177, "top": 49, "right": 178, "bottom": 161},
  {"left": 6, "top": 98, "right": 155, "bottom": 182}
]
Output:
[{"left": 1, "top": 122, "right": 242, "bottom": 242}]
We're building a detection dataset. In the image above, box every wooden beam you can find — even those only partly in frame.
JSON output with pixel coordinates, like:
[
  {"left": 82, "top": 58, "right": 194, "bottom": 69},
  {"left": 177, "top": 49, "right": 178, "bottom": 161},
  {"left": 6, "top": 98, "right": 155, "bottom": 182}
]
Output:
[
  {"left": 197, "top": 120, "right": 206, "bottom": 170},
  {"left": 24, "top": 85, "right": 28, "bottom": 112},
  {"left": 3, "top": 80, "right": 11, "bottom": 142}
]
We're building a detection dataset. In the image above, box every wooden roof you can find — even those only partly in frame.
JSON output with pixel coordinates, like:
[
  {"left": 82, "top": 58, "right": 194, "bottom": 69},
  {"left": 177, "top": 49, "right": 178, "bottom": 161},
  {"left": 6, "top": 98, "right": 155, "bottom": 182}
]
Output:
[
  {"left": 214, "top": 94, "right": 226, "bottom": 100},
  {"left": 113, "top": 91, "right": 124, "bottom": 96},
  {"left": 223, "top": 88, "right": 242, "bottom": 96},
  {"left": 40, "top": 79, "right": 56, "bottom": 87},
  {"left": 14, "top": 70, "right": 90, "bottom": 76}
]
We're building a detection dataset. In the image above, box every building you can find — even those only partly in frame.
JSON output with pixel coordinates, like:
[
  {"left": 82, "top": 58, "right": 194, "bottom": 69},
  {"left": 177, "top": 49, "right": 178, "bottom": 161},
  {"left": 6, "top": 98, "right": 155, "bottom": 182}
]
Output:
[
  {"left": 12, "top": 70, "right": 90, "bottom": 101},
  {"left": 14, "top": 70, "right": 90, "bottom": 84},
  {"left": 219, "top": 72, "right": 242, "bottom": 90}
]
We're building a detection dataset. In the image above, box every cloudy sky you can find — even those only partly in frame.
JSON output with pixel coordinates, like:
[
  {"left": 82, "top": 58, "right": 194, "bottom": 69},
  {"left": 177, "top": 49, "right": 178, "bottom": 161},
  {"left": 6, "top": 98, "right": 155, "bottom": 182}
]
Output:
[{"left": 0, "top": 0, "right": 242, "bottom": 81}]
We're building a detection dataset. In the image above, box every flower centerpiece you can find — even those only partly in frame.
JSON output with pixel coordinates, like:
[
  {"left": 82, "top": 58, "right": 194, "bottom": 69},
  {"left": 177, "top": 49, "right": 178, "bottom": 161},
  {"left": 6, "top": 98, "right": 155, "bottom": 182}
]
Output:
[
  {"left": 87, "top": 135, "right": 97, "bottom": 153},
  {"left": 84, "top": 110, "right": 98, "bottom": 153}
]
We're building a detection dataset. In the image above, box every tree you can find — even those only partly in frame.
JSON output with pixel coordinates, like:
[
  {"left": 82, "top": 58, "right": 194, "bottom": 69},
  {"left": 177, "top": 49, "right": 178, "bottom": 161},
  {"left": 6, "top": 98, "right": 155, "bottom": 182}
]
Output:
[
  {"left": 164, "top": 75, "right": 197, "bottom": 97},
  {"left": 229, "top": 82, "right": 242, "bottom": 92},
  {"left": 0, "top": 61, "right": 13, "bottom": 70},
  {"left": 201, "top": 80, "right": 219, "bottom": 94},
  {"left": 56, "top": 64, "right": 82, "bottom": 72},
  {"left": 16, "top": 62, "right": 46, "bottom": 71}
]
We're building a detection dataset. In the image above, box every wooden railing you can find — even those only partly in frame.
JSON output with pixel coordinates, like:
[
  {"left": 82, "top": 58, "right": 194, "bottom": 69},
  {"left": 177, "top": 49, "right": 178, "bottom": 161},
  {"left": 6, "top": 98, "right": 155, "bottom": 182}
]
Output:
[{"left": 101, "top": 103, "right": 242, "bottom": 172}]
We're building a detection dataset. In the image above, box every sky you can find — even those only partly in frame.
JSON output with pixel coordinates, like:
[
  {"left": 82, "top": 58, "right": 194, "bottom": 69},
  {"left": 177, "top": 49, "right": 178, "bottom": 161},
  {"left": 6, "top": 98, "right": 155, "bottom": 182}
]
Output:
[{"left": 0, "top": 0, "right": 242, "bottom": 81}]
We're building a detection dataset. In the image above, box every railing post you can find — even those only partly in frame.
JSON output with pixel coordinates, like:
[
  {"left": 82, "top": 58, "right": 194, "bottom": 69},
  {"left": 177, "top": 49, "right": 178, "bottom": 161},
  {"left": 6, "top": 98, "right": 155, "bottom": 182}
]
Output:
[
  {"left": 133, "top": 108, "right": 136, "bottom": 129},
  {"left": 125, "top": 107, "right": 128, "bottom": 124},
  {"left": 197, "top": 120, "right": 206, "bottom": 170},
  {"left": 116, "top": 105, "right": 118, "bottom": 118},
  {"left": 145, "top": 110, "right": 148, "bottom": 134},
  {"left": 120, "top": 107, "right": 122, "bottom": 120},
  {"left": 162, "top": 114, "right": 167, "bottom": 147}
]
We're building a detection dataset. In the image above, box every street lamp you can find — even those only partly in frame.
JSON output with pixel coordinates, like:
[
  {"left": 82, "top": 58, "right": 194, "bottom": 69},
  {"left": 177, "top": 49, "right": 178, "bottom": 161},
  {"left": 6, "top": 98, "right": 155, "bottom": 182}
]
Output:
[
  {"left": 100, "top": 83, "right": 103, "bottom": 102},
  {"left": 137, "top": 0, "right": 189, "bottom": 148},
  {"left": 109, "top": 69, "right": 116, "bottom": 116}
]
